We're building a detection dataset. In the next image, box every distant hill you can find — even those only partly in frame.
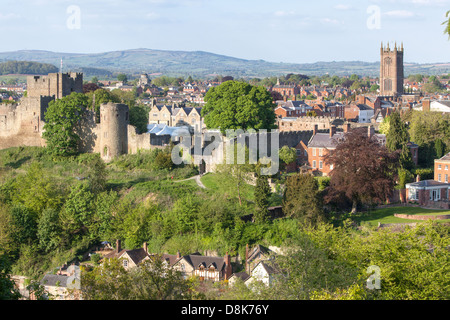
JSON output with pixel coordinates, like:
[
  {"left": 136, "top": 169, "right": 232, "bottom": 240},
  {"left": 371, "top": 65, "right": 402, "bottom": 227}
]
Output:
[
  {"left": 0, "top": 49, "right": 448, "bottom": 78},
  {"left": 0, "top": 60, "right": 58, "bottom": 75}
]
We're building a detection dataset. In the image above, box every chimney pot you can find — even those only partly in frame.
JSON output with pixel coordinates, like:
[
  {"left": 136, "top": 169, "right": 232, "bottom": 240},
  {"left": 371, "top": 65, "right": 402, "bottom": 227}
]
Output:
[
  {"left": 330, "top": 125, "right": 336, "bottom": 138},
  {"left": 116, "top": 239, "right": 121, "bottom": 254}
]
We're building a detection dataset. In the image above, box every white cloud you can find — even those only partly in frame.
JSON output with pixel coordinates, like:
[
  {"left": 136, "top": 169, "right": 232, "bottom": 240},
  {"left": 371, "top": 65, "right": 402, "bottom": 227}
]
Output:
[
  {"left": 384, "top": 10, "right": 416, "bottom": 18},
  {"left": 333, "top": 4, "right": 353, "bottom": 10},
  {"left": 321, "top": 18, "right": 343, "bottom": 25}
]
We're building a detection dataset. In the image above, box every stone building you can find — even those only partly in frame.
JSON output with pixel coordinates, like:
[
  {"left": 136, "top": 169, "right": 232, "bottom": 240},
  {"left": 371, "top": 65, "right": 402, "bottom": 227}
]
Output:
[
  {"left": 380, "top": 42, "right": 404, "bottom": 97},
  {"left": 0, "top": 72, "right": 170, "bottom": 161},
  {"left": 0, "top": 73, "right": 82, "bottom": 149}
]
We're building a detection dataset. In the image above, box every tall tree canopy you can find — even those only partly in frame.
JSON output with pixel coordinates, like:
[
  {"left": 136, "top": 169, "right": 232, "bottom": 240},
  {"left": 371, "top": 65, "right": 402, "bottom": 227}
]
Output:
[
  {"left": 386, "top": 112, "right": 414, "bottom": 170},
  {"left": 282, "top": 173, "right": 325, "bottom": 226},
  {"left": 324, "top": 127, "right": 399, "bottom": 213},
  {"left": 43, "top": 92, "right": 89, "bottom": 157},
  {"left": 201, "top": 81, "right": 277, "bottom": 133}
]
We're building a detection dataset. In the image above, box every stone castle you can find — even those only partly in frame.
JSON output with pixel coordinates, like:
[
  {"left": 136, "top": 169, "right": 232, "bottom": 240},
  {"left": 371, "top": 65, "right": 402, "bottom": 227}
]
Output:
[
  {"left": 0, "top": 72, "right": 338, "bottom": 170},
  {"left": 0, "top": 73, "right": 169, "bottom": 161}
]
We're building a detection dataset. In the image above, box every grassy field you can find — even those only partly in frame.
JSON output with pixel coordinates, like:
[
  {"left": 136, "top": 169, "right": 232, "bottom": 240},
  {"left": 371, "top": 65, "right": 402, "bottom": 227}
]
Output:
[{"left": 355, "top": 206, "right": 450, "bottom": 226}]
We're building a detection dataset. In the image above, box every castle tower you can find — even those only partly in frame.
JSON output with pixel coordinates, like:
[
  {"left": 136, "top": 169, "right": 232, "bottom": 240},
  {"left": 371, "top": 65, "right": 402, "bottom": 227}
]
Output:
[
  {"left": 380, "top": 41, "right": 404, "bottom": 96},
  {"left": 27, "top": 72, "right": 83, "bottom": 100},
  {"left": 99, "top": 102, "right": 129, "bottom": 161}
]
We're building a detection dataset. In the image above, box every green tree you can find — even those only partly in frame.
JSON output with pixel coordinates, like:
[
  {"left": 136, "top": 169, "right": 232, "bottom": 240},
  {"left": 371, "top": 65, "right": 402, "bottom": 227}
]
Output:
[
  {"left": 11, "top": 162, "right": 63, "bottom": 216},
  {"left": 278, "top": 145, "right": 297, "bottom": 171},
  {"left": 444, "top": 10, "right": 450, "bottom": 38},
  {"left": 43, "top": 92, "right": 89, "bottom": 157},
  {"left": 254, "top": 175, "right": 271, "bottom": 223},
  {"left": 129, "top": 104, "right": 150, "bottom": 133},
  {"left": 117, "top": 73, "right": 128, "bottom": 83},
  {"left": 283, "top": 173, "right": 325, "bottom": 226},
  {"left": 0, "top": 255, "right": 21, "bottom": 300},
  {"left": 201, "top": 81, "right": 276, "bottom": 133},
  {"left": 60, "top": 183, "right": 94, "bottom": 239},
  {"left": 10, "top": 204, "right": 38, "bottom": 245},
  {"left": 215, "top": 143, "right": 256, "bottom": 206},
  {"left": 386, "top": 112, "right": 414, "bottom": 170},
  {"left": 81, "top": 257, "right": 194, "bottom": 300},
  {"left": 84, "top": 153, "right": 107, "bottom": 194},
  {"left": 85, "top": 88, "right": 120, "bottom": 123},
  {"left": 37, "top": 208, "right": 61, "bottom": 252}
]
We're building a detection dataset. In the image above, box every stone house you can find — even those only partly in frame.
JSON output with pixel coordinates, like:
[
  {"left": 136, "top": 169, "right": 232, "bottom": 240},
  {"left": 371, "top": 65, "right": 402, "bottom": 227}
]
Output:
[
  {"left": 163, "top": 251, "right": 233, "bottom": 282},
  {"left": 103, "top": 240, "right": 152, "bottom": 270},
  {"left": 244, "top": 261, "right": 278, "bottom": 287}
]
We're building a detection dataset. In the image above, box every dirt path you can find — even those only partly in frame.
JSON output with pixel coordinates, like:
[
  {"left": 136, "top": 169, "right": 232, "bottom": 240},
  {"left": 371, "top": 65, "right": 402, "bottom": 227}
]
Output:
[{"left": 174, "top": 175, "right": 206, "bottom": 189}]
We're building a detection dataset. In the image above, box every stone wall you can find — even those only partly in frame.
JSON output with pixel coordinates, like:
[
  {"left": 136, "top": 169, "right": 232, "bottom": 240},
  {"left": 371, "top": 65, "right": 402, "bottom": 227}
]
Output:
[{"left": 394, "top": 213, "right": 450, "bottom": 220}]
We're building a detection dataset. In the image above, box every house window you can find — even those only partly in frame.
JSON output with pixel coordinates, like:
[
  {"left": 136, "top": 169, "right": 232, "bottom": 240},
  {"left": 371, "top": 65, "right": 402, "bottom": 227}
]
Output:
[
  {"left": 446, "top": 165, "right": 448, "bottom": 171},
  {"left": 430, "top": 189, "right": 441, "bottom": 201},
  {"left": 319, "top": 161, "right": 323, "bottom": 169},
  {"left": 438, "top": 174, "right": 442, "bottom": 182},
  {"left": 312, "top": 160, "right": 316, "bottom": 168},
  {"left": 319, "top": 148, "right": 323, "bottom": 156},
  {"left": 438, "top": 164, "right": 442, "bottom": 170},
  {"left": 330, "top": 164, "right": 334, "bottom": 170},
  {"left": 409, "top": 188, "right": 419, "bottom": 201},
  {"left": 446, "top": 174, "right": 448, "bottom": 183},
  {"left": 123, "top": 260, "right": 128, "bottom": 268}
]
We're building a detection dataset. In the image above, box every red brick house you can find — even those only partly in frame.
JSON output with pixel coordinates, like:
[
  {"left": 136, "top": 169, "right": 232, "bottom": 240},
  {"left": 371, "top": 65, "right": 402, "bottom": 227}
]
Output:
[
  {"left": 405, "top": 152, "right": 450, "bottom": 207},
  {"left": 302, "top": 124, "right": 385, "bottom": 176}
]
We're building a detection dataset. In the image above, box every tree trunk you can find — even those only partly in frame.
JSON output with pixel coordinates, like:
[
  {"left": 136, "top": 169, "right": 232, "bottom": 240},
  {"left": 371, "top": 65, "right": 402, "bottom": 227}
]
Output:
[{"left": 351, "top": 199, "right": 358, "bottom": 214}]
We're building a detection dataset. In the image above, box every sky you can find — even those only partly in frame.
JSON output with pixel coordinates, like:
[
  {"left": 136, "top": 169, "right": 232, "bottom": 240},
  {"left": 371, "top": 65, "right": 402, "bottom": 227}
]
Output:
[{"left": 0, "top": 0, "right": 449, "bottom": 64}]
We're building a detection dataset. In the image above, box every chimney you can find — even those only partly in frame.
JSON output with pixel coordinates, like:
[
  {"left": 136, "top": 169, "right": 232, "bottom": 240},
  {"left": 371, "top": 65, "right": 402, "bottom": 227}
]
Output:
[
  {"left": 343, "top": 122, "right": 351, "bottom": 133},
  {"left": 116, "top": 239, "right": 121, "bottom": 254},
  {"left": 357, "top": 95, "right": 365, "bottom": 104},
  {"left": 176, "top": 251, "right": 181, "bottom": 259},
  {"left": 422, "top": 99, "right": 430, "bottom": 112},
  {"left": 416, "top": 174, "right": 420, "bottom": 182},
  {"left": 368, "top": 126, "right": 375, "bottom": 139},
  {"left": 330, "top": 125, "right": 336, "bottom": 138},
  {"left": 313, "top": 124, "right": 318, "bottom": 136},
  {"left": 143, "top": 242, "right": 148, "bottom": 254},
  {"left": 224, "top": 252, "right": 232, "bottom": 281}
]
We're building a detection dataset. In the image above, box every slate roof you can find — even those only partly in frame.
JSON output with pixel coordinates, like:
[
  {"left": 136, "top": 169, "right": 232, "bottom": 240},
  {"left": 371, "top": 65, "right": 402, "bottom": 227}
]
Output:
[
  {"left": 41, "top": 274, "right": 69, "bottom": 288},
  {"left": 405, "top": 179, "right": 449, "bottom": 188},
  {"left": 308, "top": 131, "right": 386, "bottom": 149},
  {"left": 308, "top": 132, "right": 344, "bottom": 148},
  {"left": 182, "top": 255, "right": 226, "bottom": 271},
  {"left": 437, "top": 152, "right": 450, "bottom": 162},
  {"left": 230, "top": 271, "right": 250, "bottom": 282},
  {"left": 122, "top": 248, "right": 150, "bottom": 265},
  {"left": 104, "top": 247, "right": 150, "bottom": 265}
]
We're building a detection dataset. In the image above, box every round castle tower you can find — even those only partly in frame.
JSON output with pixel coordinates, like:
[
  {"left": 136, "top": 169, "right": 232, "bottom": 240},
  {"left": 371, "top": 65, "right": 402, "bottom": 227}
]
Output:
[{"left": 99, "top": 102, "right": 129, "bottom": 161}]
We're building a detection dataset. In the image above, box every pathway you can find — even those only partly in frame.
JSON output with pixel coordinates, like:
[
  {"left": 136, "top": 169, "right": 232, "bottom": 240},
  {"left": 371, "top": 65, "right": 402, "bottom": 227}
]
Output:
[{"left": 173, "top": 175, "right": 206, "bottom": 189}]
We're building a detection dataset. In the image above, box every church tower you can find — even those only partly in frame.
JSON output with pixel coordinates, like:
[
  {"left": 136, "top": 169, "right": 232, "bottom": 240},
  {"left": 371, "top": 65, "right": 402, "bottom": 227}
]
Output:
[{"left": 380, "top": 41, "right": 404, "bottom": 96}]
